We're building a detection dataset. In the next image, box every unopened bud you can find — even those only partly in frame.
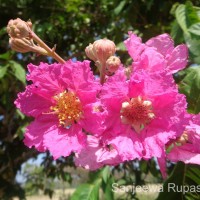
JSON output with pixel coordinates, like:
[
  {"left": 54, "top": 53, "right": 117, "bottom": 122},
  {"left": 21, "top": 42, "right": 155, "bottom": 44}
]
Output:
[
  {"left": 9, "top": 37, "right": 48, "bottom": 55},
  {"left": 7, "top": 18, "right": 32, "bottom": 38},
  {"left": 93, "top": 38, "right": 116, "bottom": 63},
  {"left": 106, "top": 56, "right": 121, "bottom": 73},
  {"left": 85, "top": 43, "right": 97, "bottom": 61}
]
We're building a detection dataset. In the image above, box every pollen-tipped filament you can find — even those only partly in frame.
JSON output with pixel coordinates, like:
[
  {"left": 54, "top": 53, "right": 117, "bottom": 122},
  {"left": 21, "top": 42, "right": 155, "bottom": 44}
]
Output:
[{"left": 51, "top": 91, "right": 83, "bottom": 127}]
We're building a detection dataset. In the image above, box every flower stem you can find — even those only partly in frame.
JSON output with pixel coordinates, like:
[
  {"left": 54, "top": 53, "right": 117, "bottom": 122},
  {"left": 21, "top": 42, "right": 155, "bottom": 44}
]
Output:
[
  {"left": 31, "top": 32, "right": 65, "bottom": 64},
  {"left": 100, "top": 61, "right": 106, "bottom": 84}
]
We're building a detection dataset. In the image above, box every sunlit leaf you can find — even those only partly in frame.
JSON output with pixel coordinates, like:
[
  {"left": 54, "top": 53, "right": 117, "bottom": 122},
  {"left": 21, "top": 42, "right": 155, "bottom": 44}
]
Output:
[
  {"left": 0, "top": 65, "right": 7, "bottom": 79},
  {"left": 114, "top": 0, "right": 126, "bottom": 15},
  {"left": 177, "top": 65, "right": 200, "bottom": 114},
  {"left": 175, "top": 2, "right": 199, "bottom": 33},
  {"left": 71, "top": 181, "right": 101, "bottom": 200},
  {"left": 175, "top": 4, "right": 188, "bottom": 33},
  {"left": 188, "top": 23, "right": 200, "bottom": 35},
  {"left": 9, "top": 61, "right": 26, "bottom": 84}
]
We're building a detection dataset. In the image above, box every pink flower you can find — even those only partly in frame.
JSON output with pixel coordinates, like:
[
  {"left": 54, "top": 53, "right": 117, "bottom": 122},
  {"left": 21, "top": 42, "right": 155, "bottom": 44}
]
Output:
[
  {"left": 75, "top": 135, "right": 122, "bottom": 170},
  {"left": 167, "top": 122, "right": 200, "bottom": 165},
  {"left": 124, "top": 32, "right": 188, "bottom": 77},
  {"left": 100, "top": 69, "right": 191, "bottom": 162},
  {"left": 157, "top": 115, "right": 200, "bottom": 178},
  {"left": 15, "top": 60, "right": 104, "bottom": 159}
]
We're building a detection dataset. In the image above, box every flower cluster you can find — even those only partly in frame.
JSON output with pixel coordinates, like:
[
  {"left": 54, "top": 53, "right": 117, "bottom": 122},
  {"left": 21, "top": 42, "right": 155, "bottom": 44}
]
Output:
[{"left": 10, "top": 19, "right": 200, "bottom": 178}]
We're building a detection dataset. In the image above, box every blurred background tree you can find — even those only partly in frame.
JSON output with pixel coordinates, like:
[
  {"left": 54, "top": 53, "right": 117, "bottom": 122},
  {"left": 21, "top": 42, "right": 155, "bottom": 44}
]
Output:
[{"left": 1, "top": 0, "right": 200, "bottom": 199}]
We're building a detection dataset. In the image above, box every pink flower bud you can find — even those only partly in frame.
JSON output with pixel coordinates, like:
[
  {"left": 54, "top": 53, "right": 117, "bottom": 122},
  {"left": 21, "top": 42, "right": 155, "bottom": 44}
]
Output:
[
  {"left": 105, "top": 56, "right": 121, "bottom": 73},
  {"left": 85, "top": 43, "right": 97, "bottom": 61},
  {"left": 93, "top": 39, "right": 116, "bottom": 63},
  {"left": 7, "top": 18, "right": 32, "bottom": 38}
]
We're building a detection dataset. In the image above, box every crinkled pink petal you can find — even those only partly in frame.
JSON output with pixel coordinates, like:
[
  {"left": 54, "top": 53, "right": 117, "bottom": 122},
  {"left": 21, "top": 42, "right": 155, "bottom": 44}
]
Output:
[
  {"left": 101, "top": 68, "right": 128, "bottom": 101},
  {"left": 24, "top": 114, "right": 58, "bottom": 152},
  {"left": 75, "top": 135, "right": 121, "bottom": 170},
  {"left": 125, "top": 32, "right": 188, "bottom": 76},
  {"left": 157, "top": 155, "right": 167, "bottom": 179},
  {"left": 79, "top": 103, "right": 105, "bottom": 135},
  {"left": 106, "top": 131, "right": 143, "bottom": 161},
  {"left": 129, "top": 70, "right": 176, "bottom": 97},
  {"left": 124, "top": 31, "right": 146, "bottom": 61},
  {"left": 27, "top": 63, "right": 65, "bottom": 99},
  {"left": 146, "top": 33, "right": 174, "bottom": 56},
  {"left": 165, "top": 93, "right": 191, "bottom": 138},
  {"left": 136, "top": 47, "right": 167, "bottom": 72},
  {"left": 66, "top": 60, "right": 100, "bottom": 99},
  {"left": 75, "top": 135, "right": 102, "bottom": 170},
  {"left": 101, "top": 70, "right": 129, "bottom": 133},
  {"left": 140, "top": 129, "right": 176, "bottom": 159},
  {"left": 167, "top": 122, "right": 200, "bottom": 164},
  {"left": 15, "top": 85, "right": 52, "bottom": 117},
  {"left": 166, "top": 44, "right": 188, "bottom": 74},
  {"left": 167, "top": 146, "right": 200, "bottom": 165},
  {"left": 27, "top": 60, "right": 100, "bottom": 102},
  {"left": 103, "top": 109, "right": 128, "bottom": 135},
  {"left": 43, "top": 123, "right": 86, "bottom": 159}
]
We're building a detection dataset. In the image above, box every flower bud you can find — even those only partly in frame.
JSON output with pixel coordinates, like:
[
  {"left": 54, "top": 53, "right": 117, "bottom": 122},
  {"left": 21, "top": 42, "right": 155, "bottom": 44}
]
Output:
[
  {"left": 7, "top": 18, "right": 32, "bottom": 38},
  {"left": 105, "top": 56, "right": 121, "bottom": 73},
  {"left": 93, "top": 39, "right": 116, "bottom": 63},
  {"left": 9, "top": 38, "right": 48, "bottom": 55},
  {"left": 85, "top": 43, "right": 97, "bottom": 61}
]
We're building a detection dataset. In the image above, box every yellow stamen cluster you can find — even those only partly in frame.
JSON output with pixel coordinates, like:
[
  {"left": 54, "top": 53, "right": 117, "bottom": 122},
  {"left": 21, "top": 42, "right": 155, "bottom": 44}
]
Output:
[
  {"left": 120, "top": 96, "right": 155, "bottom": 133},
  {"left": 51, "top": 91, "right": 83, "bottom": 127}
]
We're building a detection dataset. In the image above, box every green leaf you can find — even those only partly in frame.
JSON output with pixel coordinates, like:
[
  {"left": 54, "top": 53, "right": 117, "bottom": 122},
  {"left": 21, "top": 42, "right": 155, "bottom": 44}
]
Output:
[
  {"left": 9, "top": 61, "right": 26, "bottom": 84},
  {"left": 0, "top": 52, "right": 10, "bottom": 60},
  {"left": 71, "top": 182, "right": 101, "bottom": 200},
  {"left": 188, "top": 23, "right": 200, "bottom": 35},
  {"left": 184, "top": 33, "right": 200, "bottom": 56},
  {"left": 175, "top": 2, "right": 200, "bottom": 33},
  {"left": 0, "top": 65, "right": 8, "bottom": 79},
  {"left": 101, "top": 166, "right": 110, "bottom": 183},
  {"left": 177, "top": 65, "right": 200, "bottom": 114},
  {"left": 183, "top": 33, "right": 200, "bottom": 63},
  {"left": 114, "top": 0, "right": 126, "bottom": 15},
  {"left": 102, "top": 177, "right": 114, "bottom": 200},
  {"left": 0, "top": 27, "right": 6, "bottom": 37},
  {"left": 156, "top": 162, "right": 186, "bottom": 200},
  {"left": 185, "top": 165, "right": 200, "bottom": 199},
  {"left": 175, "top": 4, "right": 188, "bottom": 32},
  {"left": 16, "top": 109, "right": 25, "bottom": 120},
  {"left": 116, "top": 41, "right": 126, "bottom": 51},
  {"left": 185, "top": 1, "right": 200, "bottom": 24},
  {"left": 170, "top": 21, "right": 184, "bottom": 44}
]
